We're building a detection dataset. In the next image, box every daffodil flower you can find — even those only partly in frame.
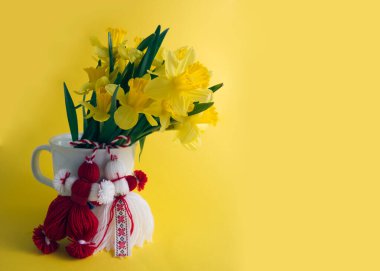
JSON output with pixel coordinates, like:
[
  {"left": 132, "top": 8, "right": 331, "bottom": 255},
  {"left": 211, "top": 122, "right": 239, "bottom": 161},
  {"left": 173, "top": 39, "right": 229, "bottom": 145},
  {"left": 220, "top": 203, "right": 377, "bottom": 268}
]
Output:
[
  {"left": 114, "top": 77, "right": 158, "bottom": 130},
  {"left": 80, "top": 76, "right": 120, "bottom": 122},
  {"left": 175, "top": 106, "right": 218, "bottom": 149},
  {"left": 75, "top": 66, "right": 107, "bottom": 95},
  {"left": 144, "top": 100, "right": 174, "bottom": 131},
  {"left": 91, "top": 28, "right": 127, "bottom": 59},
  {"left": 92, "top": 28, "right": 146, "bottom": 74},
  {"left": 144, "top": 47, "right": 213, "bottom": 118}
]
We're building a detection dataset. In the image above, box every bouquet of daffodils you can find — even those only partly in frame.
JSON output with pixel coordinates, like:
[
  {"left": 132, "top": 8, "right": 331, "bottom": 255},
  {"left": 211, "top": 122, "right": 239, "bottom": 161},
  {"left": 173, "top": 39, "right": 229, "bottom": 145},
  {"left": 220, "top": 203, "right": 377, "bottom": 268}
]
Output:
[
  {"left": 64, "top": 25, "right": 223, "bottom": 151},
  {"left": 32, "top": 25, "right": 223, "bottom": 259}
]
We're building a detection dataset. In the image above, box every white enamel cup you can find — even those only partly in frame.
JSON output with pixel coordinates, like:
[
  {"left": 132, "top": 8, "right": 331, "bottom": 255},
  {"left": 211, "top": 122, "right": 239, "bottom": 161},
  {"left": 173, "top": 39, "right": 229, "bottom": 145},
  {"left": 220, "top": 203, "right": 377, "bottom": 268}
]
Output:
[{"left": 31, "top": 134, "right": 136, "bottom": 187}]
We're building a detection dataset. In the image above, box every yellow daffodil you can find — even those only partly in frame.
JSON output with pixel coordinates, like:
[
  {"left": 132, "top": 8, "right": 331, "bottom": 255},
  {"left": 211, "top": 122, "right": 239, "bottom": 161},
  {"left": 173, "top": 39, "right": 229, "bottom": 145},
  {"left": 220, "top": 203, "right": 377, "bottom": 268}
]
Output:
[
  {"left": 114, "top": 77, "right": 158, "bottom": 130},
  {"left": 76, "top": 66, "right": 107, "bottom": 95},
  {"left": 107, "top": 28, "right": 127, "bottom": 46},
  {"left": 175, "top": 106, "right": 218, "bottom": 149},
  {"left": 90, "top": 28, "right": 131, "bottom": 73},
  {"left": 144, "top": 100, "right": 173, "bottom": 131},
  {"left": 91, "top": 28, "right": 127, "bottom": 58},
  {"left": 144, "top": 47, "right": 213, "bottom": 118},
  {"left": 80, "top": 76, "right": 121, "bottom": 122}
]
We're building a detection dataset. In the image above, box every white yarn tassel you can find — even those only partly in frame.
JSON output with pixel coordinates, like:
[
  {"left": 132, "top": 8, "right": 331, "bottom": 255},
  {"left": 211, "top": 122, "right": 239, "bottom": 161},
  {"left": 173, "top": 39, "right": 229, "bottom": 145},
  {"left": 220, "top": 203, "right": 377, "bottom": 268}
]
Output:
[
  {"left": 127, "top": 192, "right": 154, "bottom": 247},
  {"left": 91, "top": 192, "right": 154, "bottom": 254},
  {"left": 52, "top": 169, "right": 76, "bottom": 196},
  {"left": 98, "top": 180, "right": 115, "bottom": 204},
  {"left": 88, "top": 181, "right": 115, "bottom": 204},
  {"left": 104, "top": 158, "right": 131, "bottom": 195}
]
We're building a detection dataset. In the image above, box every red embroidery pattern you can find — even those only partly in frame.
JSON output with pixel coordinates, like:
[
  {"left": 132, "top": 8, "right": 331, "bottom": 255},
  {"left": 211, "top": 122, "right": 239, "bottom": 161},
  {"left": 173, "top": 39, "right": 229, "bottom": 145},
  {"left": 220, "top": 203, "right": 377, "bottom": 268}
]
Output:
[{"left": 115, "top": 198, "right": 130, "bottom": 256}]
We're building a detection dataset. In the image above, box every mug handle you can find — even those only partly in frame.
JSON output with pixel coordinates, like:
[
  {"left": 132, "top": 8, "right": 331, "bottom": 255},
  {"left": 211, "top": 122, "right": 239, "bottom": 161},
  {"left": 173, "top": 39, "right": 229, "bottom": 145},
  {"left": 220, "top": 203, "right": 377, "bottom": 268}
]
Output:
[{"left": 31, "top": 145, "right": 53, "bottom": 187}]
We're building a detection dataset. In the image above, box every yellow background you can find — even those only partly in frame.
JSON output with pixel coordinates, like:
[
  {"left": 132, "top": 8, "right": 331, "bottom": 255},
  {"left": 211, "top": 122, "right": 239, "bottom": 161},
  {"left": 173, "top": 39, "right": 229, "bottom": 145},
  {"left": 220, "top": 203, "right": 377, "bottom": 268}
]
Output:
[{"left": 1, "top": 0, "right": 380, "bottom": 270}]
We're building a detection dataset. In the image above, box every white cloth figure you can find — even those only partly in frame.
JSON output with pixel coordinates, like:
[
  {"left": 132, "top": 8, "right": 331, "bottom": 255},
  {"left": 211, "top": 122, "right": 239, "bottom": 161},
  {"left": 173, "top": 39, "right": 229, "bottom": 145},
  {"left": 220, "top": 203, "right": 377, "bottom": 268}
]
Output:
[{"left": 91, "top": 157, "right": 154, "bottom": 257}]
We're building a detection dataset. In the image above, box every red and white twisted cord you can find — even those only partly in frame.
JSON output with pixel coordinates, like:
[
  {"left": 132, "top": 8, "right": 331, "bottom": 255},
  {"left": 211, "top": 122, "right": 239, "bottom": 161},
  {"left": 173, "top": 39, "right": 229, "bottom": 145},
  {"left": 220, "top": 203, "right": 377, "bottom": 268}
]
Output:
[{"left": 70, "top": 136, "right": 131, "bottom": 161}]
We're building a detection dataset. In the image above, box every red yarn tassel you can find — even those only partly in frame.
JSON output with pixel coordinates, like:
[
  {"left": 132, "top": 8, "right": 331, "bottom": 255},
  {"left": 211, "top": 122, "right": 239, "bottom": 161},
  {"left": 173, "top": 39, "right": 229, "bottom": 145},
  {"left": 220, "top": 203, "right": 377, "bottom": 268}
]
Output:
[
  {"left": 66, "top": 240, "right": 95, "bottom": 259},
  {"left": 32, "top": 196, "right": 71, "bottom": 254},
  {"left": 65, "top": 162, "right": 100, "bottom": 259},
  {"left": 32, "top": 225, "right": 59, "bottom": 254},
  {"left": 65, "top": 205, "right": 98, "bottom": 258},
  {"left": 43, "top": 196, "right": 72, "bottom": 241},
  {"left": 135, "top": 170, "right": 148, "bottom": 191},
  {"left": 67, "top": 204, "right": 98, "bottom": 241}
]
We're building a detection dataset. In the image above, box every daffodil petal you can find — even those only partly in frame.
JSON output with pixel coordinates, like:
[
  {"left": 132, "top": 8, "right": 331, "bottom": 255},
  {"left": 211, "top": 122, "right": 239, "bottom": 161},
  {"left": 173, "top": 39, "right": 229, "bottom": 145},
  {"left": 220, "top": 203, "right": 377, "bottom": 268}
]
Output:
[
  {"left": 170, "top": 94, "right": 190, "bottom": 117},
  {"left": 95, "top": 76, "right": 110, "bottom": 90},
  {"left": 164, "top": 49, "right": 178, "bottom": 78},
  {"left": 186, "top": 88, "right": 213, "bottom": 103},
  {"left": 117, "top": 90, "right": 129, "bottom": 106},
  {"left": 118, "top": 46, "right": 128, "bottom": 59},
  {"left": 75, "top": 82, "right": 94, "bottom": 95},
  {"left": 177, "top": 47, "right": 195, "bottom": 75},
  {"left": 159, "top": 113, "right": 171, "bottom": 131},
  {"left": 176, "top": 121, "right": 201, "bottom": 149},
  {"left": 80, "top": 102, "right": 96, "bottom": 119},
  {"left": 144, "top": 113, "right": 158, "bottom": 126},
  {"left": 114, "top": 105, "right": 139, "bottom": 130},
  {"left": 143, "top": 100, "right": 161, "bottom": 116},
  {"left": 93, "top": 111, "right": 110, "bottom": 122},
  {"left": 105, "top": 84, "right": 121, "bottom": 96},
  {"left": 144, "top": 77, "right": 173, "bottom": 100}
]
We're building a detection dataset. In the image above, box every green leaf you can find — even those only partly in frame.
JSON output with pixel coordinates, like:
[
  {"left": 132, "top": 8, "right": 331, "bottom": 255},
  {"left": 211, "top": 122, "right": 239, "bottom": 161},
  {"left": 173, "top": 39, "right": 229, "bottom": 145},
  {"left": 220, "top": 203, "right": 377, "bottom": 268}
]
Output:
[
  {"left": 114, "top": 62, "right": 134, "bottom": 92},
  {"left": 135, "top": 33, "right": 156, "bottom": 77},
  {"left": 138, "top": 137, "right": 146, "bottom": 161},
  {"left": 125, "top": 114, "right": 146, "bottom": 137},
  {"left": 209, "top": 83, "right": 223, "bottom": 92},
  {"left": 188, "top": 102, "right": 214, "bottom": 116},
  {"left": 108, "top": 32, "right": 114, "bottom": 74},
  {"left": 155, "top": 28, "right": 169, "bottom": 54},
  {"left": 120, "top": 63, "right": 134, "bottom": 91},
  {"left": 63, "top": 82, "right": 78, "bottom": 141},
  {"left": 137, "top": 33, "right": 155, "bottom": 51},
  {"left": 131, "top": 125, "right": 160, "bottom": 145},
  {"left": 82, "top": 94, "right": 87, "bottom": 131},
  {"left": 82, "top": 120, "right": 99, "bottom": 141},
  {"left": 81, "top": 91, "right": 98, "bottom": 140},
  {"left": 135, "top": 25, "right": 167, "bottom": 78},
  {"left": 98, "top": 85, "right": 120, "bottom": 143}
]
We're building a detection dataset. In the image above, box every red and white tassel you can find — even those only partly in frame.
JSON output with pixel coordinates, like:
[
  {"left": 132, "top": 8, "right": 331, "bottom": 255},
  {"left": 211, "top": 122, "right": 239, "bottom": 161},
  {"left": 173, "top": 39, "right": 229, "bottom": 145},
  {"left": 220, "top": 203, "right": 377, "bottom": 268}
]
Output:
[{"left": 52, "top": 169, "right": 76, "bottom": 196}]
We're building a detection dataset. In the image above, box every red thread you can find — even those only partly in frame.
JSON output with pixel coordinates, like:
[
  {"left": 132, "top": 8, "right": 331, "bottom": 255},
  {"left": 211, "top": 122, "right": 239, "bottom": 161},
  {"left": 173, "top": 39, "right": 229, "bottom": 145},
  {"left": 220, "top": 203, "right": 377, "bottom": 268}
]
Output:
[
  {"left": 111, "top": 173, "right": 127, "bottom": 183},
  {"left": 60, "top": 171, "right": 70, "bottom": 184},
  {"left": 95, "top": 196, "right": 134, "bottom": 249}
]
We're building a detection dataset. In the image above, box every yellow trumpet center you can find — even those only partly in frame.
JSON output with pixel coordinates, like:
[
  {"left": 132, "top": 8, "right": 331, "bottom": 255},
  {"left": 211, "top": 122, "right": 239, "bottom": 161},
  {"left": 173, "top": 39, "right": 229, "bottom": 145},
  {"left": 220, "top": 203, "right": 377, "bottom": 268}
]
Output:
[
  {"left": 127, "top": 78, "right": 150, "bottom": 110},
  {"left": 107, "top": 28, "right": 127, "bottom": 46},
  {"left": 173, "top": 62, "right": 210, "bottom": 91}
]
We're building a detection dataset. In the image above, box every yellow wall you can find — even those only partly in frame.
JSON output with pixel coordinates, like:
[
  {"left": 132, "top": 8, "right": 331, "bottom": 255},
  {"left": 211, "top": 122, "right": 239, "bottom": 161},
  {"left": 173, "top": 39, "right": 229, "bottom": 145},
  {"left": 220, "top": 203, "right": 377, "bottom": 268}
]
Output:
[{"left": 1, "top": 0, "right": 380, "bottom": 270}]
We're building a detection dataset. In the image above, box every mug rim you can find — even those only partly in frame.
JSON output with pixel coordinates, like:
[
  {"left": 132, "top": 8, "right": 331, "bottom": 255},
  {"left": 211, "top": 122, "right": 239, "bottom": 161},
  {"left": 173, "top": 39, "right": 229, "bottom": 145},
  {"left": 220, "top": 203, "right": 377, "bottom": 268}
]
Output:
[{"left": 48, "top": 133, "right": 135, "bottom": 152}]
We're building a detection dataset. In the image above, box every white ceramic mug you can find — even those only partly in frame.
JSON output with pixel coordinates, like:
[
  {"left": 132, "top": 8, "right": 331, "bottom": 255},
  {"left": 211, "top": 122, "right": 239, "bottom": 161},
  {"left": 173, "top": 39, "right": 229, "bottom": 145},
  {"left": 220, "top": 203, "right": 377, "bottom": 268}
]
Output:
[{"left": 31, "top": 133, "right": 136, "bottom": 188}]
